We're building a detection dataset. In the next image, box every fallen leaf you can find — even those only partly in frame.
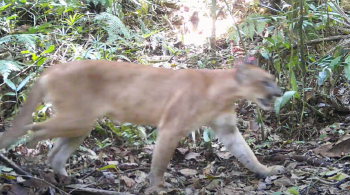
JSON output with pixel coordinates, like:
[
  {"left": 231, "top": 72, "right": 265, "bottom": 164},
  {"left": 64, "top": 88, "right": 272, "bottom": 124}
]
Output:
[
  {"left": 185, "top": 152, "right": 200, "bottom": 160},
  {"left": 216, "top": 151, "right": 233, "bottom": 159},
  {"left": 176, "top": 148, "right": 189, "bottom": 155},
  {"left": 121, "top": 175, "right": 135, "bottom": 187},
  {"left": 134, "top": 170, "right": 147, "bottom": 183},
  {"left": 273, "top": 176, "right": 293, "bottom": 187},
  {"left": 179, "top": 168, "right": 198, "bottom": 176}
]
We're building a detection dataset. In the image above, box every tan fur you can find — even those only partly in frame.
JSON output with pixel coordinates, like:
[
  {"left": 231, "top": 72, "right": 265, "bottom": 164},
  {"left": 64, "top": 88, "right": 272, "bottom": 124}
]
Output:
[{"left": 0, "top": 60, "right": 285, "bottom": 193}]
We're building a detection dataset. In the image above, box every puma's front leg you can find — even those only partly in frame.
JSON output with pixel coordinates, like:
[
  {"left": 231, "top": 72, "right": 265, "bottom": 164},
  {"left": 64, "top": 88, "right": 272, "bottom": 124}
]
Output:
[
  {"left": 146, "top": 129, "right": 183, "bottom": 193},
  {"left": 47, "top": 136, "right": 87, "bottom": 176},
  {"left": 210, "top": 113, "right": 285, "bottom": 177}
]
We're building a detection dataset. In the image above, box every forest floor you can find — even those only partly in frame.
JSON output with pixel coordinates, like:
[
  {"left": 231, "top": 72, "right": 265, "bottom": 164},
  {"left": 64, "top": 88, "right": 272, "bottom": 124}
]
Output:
[{"left": 1, "top": 1, "right": 350, "bottom": 195}]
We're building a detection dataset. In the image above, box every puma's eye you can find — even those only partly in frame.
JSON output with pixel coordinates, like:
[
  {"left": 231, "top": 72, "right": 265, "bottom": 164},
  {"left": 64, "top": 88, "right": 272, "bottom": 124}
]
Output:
[{"left": 262, "top": 80, "right": 271, "bottom": 88}]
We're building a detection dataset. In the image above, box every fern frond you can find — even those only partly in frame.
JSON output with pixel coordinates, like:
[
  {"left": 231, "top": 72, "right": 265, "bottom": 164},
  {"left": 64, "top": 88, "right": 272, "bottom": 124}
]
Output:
[
  {"left": 0, "top": 60, "right": 23, "bottom": 80},
  {"left": 0, "top": 34, "right": 38, "bottom": 51},
  {"left": 94, "top": 12, "right": 131, "bottom": 42}
]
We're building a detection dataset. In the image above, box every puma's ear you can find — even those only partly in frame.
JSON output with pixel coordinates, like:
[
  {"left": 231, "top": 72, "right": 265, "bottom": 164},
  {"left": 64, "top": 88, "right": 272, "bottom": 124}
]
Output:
[
  {"left": 233, "top": 56, "right": 258, "bottom": 83},
  {"left": 233, "top": 59, "right": 247, "bottom": 83}
]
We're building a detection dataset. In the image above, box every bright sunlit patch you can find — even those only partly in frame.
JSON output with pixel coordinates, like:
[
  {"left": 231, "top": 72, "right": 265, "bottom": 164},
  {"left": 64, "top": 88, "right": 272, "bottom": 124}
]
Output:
[{"left": 177, "top": 0, "right": 240, "bottom": 46}]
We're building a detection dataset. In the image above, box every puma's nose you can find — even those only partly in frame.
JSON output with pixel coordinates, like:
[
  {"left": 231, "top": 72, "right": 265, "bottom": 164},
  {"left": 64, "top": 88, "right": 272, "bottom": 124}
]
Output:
[{"left": 274, "top": 88, "right": 283, "bottom": 97}]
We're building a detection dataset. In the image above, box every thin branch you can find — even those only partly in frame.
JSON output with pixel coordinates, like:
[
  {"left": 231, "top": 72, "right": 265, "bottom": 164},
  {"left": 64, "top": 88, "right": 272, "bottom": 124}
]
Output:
[{"left": 0, "top": 153, "right": 31, "bottom": 176}]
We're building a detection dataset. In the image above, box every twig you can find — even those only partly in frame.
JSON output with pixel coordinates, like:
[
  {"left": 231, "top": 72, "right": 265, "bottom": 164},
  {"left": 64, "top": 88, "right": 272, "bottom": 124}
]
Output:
[
  {"left": 65, "top": 185, "right": 135, "bottom": 195},
  {"left": 307, "top": 35, "right": 350, "bottom": 44},
  {"left": 306, "top": 177, "right": 337, "bottom": 185},
  {"left": 0, "top": 153, "right": 31, "bottom": 176},
  {"left": 123, "top": 167, "right": 150, "bottom": 173},
  {"left": 301, "top": 99, "right": 326, "bottom": 118}
]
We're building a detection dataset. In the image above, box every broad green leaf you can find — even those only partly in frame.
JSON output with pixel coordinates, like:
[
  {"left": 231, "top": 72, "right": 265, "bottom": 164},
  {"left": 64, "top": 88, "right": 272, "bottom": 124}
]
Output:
[
  {"left": 0, "top": 4, "right": 11, "bottom": 11},
  {"left": 265, "top": 37, "right": 275, "bottom": 45},
  {"left": 344, "top": 56, "right": 350, "bottom": 80},
  {"left": 203, "top": 127, "right": 215, "bottom": 142},
  {"left": 31, "top": 53, "right": 38, "bottom": 61},
  {"left": 248, "top": 23, "right": 255, "bottom": 40},
  {"left": 4, "top": 79, "right": 16, "bottom": 91},
  {"left": 275, "top": 91, "right": 296, "bottom": 115},
  {"left": 283, "top": 42, "right": 290, "bottom": 49},
  {"left": 345, "top": 65, "right": 350, "bottom": 80},
  {"left": 42, "top": 45, "right": 55, "bottom": 54},
  {"left": 260, "top": 48, "right": 270, "bottom": 59},
  {"left": 290, "top": 71, "right": 297, "bottom": 91},
  {"left": 36, "top": 57, "right": 46, "bottom": 66},
  {"left": 203, "top": 130, "right": 210, "bottom": 142},
  {"left": 287, "top": 187, "right": 299, "bottom": 195},
  {"left": 16, "top": 73, "right": 32, "bottom": 92},
  {"left": 6, "top": 15, "right": 17, "bottom": 20},
  {"left": 329, "top": 56, "right": 341, "bottom": 69},
  {"left": 255, "top": 21, "right": 266, "bottom": 35}
]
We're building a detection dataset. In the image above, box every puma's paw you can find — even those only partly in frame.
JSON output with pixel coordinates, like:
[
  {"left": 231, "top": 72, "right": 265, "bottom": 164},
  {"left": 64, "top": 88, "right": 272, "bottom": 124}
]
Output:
[
  {"left": 267, "top": 165, "right": 285, "bottom": 176},
  {"left": 145, "top": 186, "right": 170, "bottom": 195},
  {"left": 145, "top": 182, "right": 175, "bottom": 195}
]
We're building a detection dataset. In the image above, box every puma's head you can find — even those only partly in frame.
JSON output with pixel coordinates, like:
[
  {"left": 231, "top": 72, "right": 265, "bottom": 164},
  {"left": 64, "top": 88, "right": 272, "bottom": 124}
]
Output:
[{"left": 234, "top": 57, "right": 282, "bottom": 110}]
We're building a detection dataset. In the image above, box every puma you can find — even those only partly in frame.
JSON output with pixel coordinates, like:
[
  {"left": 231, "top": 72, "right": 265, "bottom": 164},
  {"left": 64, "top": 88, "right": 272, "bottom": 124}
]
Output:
[{"left": 0, "top": 58, "right": 285, "bottom": 193}]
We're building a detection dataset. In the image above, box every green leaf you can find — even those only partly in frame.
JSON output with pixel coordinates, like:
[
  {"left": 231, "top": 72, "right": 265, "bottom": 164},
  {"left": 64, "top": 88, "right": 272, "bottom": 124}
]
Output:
[
  {"left": 318, "top": 70, "right": 328, "bottom": 85},
  {"left": 4, "top": 79, "right": 16, "bottom": 91},
  {"left": 36, "top": 57, "right": 46, "bottom": 66},
  {"left": 0, "top": 4, "right": 11, "bottom": 11},
  {"left": 21, "top": 50, "right": 30, "bottom": 54},
  {"left": 290, "top": 71, "right": 297, "bottom": 91},
  {"left": 255, "top": 21, "right": 266, "bottom": 35},
  {"left": 247, "top": 23, "right": 255, "bottom": 40},
  {"left": 287, "top": 187, "right": 299, "bottom": 195},
  {"left": 98, "top": 164, "right": 118, "bottom": 171},
  {"left": 329, "top": 56, "right": 341, "bottom": 69},
  {"left": 265, "top": 37, "right": 275, "bottom": 45},
  {"left": 4, "top": 92, "right": 16, "bottom": 96},
  {"left": 275, "top": 91, "right": 296, "bottom": 115},
  {"left": 42, "top": 45, "right": 55, "bottom": 54},
  {"left": 344, "top": 56, "right": 350, "bottom": 80},
  {"left": 260, "top": 48, "right": 270, "bottom": 59},
  {"left": 31, "top": 53, "right": 38, "bottom": 61},
  {"left": 16, "top": 73, "right": 32, "bottom": 92},
  {"left": 137, "top": 126, "right": 147, "bottom": 140}
]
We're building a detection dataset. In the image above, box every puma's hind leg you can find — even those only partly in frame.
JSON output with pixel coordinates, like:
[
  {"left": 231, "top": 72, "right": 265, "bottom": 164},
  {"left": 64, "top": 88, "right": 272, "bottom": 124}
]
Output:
[
  {"left": 210, "top": 112, "right": 285, "bottom": 177},
  {"left": 47, "top": 136, "right": 88, "bottom": 176},
  {"left": 24, "top": 113, "right": 95, "bottom": 148}
]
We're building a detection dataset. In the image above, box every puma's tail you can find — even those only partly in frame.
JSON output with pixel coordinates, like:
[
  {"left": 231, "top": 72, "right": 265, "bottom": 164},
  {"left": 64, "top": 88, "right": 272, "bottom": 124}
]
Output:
[{"left": 0, "top": 79, "right": 45, "bottom": 149}]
